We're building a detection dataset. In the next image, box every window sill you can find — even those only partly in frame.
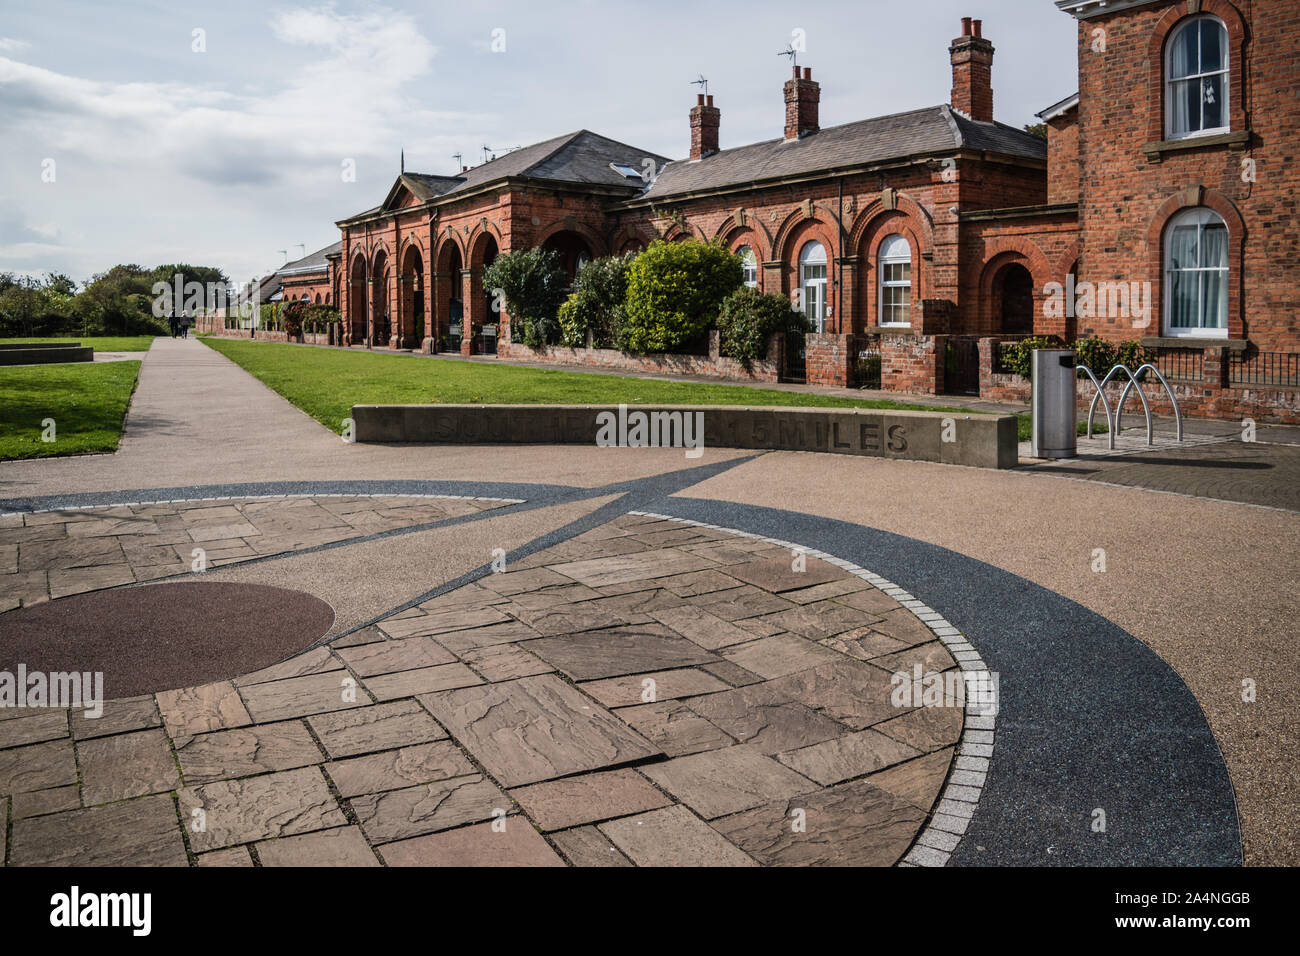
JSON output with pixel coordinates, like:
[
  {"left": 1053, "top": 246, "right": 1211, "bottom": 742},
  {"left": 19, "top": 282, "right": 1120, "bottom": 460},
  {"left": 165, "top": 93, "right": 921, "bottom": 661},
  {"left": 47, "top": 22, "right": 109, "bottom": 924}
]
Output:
[
  {"left": 1143, "top": 130, "right": 1251, "bottom": 161},
  {"left": 863, "top": 325, "right": 915, "bottom": 335},
  {"left": 1141, "top": 335, "right": 1247, "bottom": 352}
]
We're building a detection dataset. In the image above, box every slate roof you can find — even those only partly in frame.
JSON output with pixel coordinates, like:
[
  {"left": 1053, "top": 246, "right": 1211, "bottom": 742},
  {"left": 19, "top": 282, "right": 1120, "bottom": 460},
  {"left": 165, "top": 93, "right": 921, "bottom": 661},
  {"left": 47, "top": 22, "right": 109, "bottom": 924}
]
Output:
[
  {"left": 342, "top": 131, "right": 670, "bottom": 223},
  {"left": 635, "top": 105, "right": 1047, "bottom": 202},
  {"left": 278, "top": 240, "right": 342, "bottom": 277}
]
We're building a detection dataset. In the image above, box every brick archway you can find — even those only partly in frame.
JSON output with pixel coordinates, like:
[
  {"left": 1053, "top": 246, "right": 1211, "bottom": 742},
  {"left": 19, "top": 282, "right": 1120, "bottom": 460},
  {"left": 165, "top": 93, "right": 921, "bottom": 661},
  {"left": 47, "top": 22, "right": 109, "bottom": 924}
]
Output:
[
  {"left": 346, "top": 253, "right": 367, "bottom": 347},
  {"left": 398, "top": 242, "right": 425, "bottom": 351},
  {"left": 976, "top": 238, "right": 1055, "bottom": 338},
  {"left": 369, "top": 247, "right": 389, "bottom": 348}
]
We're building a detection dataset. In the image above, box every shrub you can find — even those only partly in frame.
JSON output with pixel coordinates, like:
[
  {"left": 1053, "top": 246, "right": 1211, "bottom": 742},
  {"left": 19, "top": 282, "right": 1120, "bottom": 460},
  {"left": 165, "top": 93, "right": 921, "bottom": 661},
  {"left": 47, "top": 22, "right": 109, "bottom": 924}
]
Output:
[
  {"left": 482, "top": 248, "right": 569, "bottom": 347},
  {"left": 999, "top": 335, "right": 1064, "bottom": 378},
  {"left": 558, "top": 254, "right": 634, "bottom": 348},
  {"left": 1001, "top": 335, "right": 1151, "bottom": 379},
  {"left": 717, "top": 286, "right": 809, "bottom": 362},
  {"left": 619, "top": 239, "right": 743, "bottom": 353},
  {"left": 1072, "top": 336, "right": 1115, "bottom": 375}
]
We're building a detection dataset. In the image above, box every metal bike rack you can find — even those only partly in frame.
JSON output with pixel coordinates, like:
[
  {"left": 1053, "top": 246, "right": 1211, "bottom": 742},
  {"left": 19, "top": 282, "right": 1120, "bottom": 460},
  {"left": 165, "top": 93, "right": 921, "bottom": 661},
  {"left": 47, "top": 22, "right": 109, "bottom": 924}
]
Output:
[
  {"left": 1115, "top": 363, "right": 1183, "bottom": 445},
  {"left": 1079, "top": 364, "right": 1133, "bottom": 451}
]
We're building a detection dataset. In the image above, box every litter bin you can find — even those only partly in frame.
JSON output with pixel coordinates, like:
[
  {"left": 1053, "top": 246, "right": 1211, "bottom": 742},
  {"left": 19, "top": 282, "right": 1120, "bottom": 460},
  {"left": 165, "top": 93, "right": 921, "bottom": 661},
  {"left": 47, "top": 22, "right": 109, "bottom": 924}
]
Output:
[{"left": 1031, "top": 348, "right": 1077, "bottom": 459}]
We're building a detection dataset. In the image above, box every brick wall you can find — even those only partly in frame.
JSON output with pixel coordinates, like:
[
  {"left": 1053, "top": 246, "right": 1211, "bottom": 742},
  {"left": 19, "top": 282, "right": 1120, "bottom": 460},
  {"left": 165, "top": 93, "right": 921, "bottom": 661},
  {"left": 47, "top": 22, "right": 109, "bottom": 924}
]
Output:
[
  {"left": 500, "top": 332, "right": 783, "bottom": 383},
  {"left": 881, "top": 333, "right": 943, "bottom": 394}
]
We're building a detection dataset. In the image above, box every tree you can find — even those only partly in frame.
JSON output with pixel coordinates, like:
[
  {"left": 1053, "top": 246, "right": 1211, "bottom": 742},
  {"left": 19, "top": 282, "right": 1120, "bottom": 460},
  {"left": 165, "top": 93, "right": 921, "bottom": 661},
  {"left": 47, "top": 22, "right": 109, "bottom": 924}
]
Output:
[
  {"left": 1024, "top": 122, "right": 1048, "bottom": 140},
  {"left": 482, "top": 248, "right": 570, "bottom": 347}
]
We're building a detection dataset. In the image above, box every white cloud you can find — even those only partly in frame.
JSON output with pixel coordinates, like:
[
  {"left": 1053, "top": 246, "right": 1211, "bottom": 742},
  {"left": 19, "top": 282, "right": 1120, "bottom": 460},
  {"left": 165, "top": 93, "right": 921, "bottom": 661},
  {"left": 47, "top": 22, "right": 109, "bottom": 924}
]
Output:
[{"left": 0, "top": 37, "right": 29, "bottom": 54}]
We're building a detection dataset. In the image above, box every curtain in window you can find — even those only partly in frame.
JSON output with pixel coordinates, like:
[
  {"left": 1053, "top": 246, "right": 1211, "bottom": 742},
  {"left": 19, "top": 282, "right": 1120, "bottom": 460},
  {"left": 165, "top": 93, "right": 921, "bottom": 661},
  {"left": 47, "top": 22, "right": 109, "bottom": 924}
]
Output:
[{"left": 1200, "top": 221, "right": 1229, "bottom": 329}]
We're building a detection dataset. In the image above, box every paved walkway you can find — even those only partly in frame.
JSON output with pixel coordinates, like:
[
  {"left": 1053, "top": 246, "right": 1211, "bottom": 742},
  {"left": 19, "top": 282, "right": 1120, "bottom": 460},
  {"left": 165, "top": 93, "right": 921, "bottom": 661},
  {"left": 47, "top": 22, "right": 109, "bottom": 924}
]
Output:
[{"left": 1, "top": 335, "right": 1294, "bottom": 865}]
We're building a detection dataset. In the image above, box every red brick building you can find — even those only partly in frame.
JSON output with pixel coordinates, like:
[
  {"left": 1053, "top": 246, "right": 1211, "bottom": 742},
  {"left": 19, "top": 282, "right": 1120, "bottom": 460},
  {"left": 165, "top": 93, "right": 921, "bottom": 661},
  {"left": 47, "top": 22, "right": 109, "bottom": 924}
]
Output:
[{"left": 256, "top": 3, "right": 1295, "bottom": 419}]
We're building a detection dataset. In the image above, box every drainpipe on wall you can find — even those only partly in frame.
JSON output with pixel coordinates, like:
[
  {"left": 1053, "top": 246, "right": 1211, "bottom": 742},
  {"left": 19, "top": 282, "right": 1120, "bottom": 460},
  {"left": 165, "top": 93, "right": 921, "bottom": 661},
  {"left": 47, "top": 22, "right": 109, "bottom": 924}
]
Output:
[{"left": 838, "top": 178, "right": 844, "bottom": 335}]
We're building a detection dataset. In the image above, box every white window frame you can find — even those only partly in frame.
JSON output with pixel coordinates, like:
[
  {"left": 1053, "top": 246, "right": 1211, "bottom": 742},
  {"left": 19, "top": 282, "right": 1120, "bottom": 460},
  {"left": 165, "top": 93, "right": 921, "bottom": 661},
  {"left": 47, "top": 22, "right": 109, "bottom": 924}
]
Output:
[
  {"left": 1165, "top": 15, "right": 1230, "bottom": 141},
  {"left": 798, "top": 241, "right": 828, "bottom": 333},
  {"left": 877, "top": 233, "right": 912, "bottom": 327},
  {"left": 737, "top": 246, "right": 758, "bottom": 289},
  {"left": 1163, "top": 206, "right": 1229, "bottom": 338}
]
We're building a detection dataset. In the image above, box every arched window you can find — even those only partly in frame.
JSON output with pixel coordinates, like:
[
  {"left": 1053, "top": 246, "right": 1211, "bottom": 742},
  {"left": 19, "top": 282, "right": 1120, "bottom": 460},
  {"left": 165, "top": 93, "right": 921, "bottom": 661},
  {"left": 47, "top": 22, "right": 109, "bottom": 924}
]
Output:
[
  {"left": 798, "top": 241, "right": 827, "bottom": 333},
  {"left": 737, "top": 246, "right": 758, "bottom": 288},
  {"left": 1166, "top": 16, "right": 1228, "bottom": 139},
  {"left": 315, "top": 294, "right": 321, "bottom": 304},
  {"left": 878, "top": 234, "right": 912, "bottom": 327},
  {"left": 1164, "top": 207, "right": 1228, "bottom": 336}
]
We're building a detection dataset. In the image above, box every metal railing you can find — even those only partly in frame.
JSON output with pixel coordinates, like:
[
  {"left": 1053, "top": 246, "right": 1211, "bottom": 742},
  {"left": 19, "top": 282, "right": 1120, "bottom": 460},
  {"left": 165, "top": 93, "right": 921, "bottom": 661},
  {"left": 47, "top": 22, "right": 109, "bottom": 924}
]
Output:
[
  {"left": 1151, "top": 346, "right": 1203, "bottom": 382},
  {"left": 1229, "top": 350, "right": 1300, "bottom": 388}
]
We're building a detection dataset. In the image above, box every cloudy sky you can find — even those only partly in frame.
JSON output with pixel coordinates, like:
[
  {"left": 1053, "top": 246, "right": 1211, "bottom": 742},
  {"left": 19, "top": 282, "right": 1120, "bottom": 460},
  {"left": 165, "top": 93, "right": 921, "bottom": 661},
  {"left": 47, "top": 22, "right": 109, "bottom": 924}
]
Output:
[{"left": 0, "top": 0, "right": 1078, "bottom": 287}]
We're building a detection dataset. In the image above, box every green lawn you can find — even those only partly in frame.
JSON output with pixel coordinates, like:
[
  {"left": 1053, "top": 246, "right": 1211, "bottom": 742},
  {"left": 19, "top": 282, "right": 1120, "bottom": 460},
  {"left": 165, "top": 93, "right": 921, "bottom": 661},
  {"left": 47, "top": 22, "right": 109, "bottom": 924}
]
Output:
[
  {"left": 1, "top": 336, "right": 158, "bottom": 352},
  {"left": 0, "top": 361, "right": 142, "bottom": 460},
  {"left": 201, "top": 337, "right": 983, "bottom": 432}
]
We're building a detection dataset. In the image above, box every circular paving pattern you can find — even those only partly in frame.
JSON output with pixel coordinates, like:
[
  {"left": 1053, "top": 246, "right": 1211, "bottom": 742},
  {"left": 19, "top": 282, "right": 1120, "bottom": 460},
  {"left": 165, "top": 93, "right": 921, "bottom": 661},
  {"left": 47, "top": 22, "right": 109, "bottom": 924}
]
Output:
[
  {"left": 0, "top": 479, "right": 1240, "bottom": 868},
  {"left": 0, "top": 581, "right": 335, "bottom": 697}
]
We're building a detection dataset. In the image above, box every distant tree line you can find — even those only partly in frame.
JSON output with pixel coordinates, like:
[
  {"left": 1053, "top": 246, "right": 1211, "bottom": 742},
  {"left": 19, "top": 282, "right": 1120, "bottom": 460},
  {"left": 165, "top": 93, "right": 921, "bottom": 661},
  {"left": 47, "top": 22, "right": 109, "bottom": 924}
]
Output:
[{"left": 0, "top": 263, "right": 228, "bottom": 337}]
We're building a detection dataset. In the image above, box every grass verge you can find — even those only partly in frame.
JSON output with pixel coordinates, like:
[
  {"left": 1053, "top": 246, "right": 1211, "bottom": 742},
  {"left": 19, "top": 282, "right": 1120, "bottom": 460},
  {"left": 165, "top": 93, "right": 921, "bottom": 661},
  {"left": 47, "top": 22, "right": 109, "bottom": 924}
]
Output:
[
  {"left": 200, "top": 337, "right": 987, "bottom": 433},
  {"left": 0, "top": 361, "right": 142, "bottom": 460}
]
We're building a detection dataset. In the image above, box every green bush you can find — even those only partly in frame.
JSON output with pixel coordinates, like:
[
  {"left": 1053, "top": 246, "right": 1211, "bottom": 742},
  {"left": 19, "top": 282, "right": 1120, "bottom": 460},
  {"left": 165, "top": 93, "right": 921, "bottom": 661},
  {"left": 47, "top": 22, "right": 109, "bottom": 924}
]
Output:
[
  {"left": 619, "top": 239, "right": 743, "bottom": 354},
  {"left": 558, "top": 254, "right": 634, "bottom": 348},
  {"left": 482, "top": 248, "right": 569, "bottom": 348},
  {"left": 999, "top": 335, "right": 1063, "bottom": 378},
  {"left": 717, "top": 286, "right": 809, "bottom": 362}
]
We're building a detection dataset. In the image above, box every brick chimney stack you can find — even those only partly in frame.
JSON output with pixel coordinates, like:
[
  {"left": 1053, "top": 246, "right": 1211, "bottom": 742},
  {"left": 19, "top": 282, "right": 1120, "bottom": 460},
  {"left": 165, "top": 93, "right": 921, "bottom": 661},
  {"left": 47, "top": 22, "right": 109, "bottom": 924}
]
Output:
[
  {"left": 783, "top": 66, "right": 820, "bottom": 140},
  {"left": 950, "top": 17, "right": 995, "bottom": 123},
  {"left": 690, "top": 93, "right": 720, "bottom": 160}
]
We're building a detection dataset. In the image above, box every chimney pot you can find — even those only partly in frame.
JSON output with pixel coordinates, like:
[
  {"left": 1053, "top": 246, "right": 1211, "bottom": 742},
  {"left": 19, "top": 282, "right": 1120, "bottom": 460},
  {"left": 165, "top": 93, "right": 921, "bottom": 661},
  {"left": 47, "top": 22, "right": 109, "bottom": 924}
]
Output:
[
  {"left": 950, "top": 20, "right": 995, "bottom": 122},
  {"left": 690, "top": 92, "right": 721, "bottom": 160},
  {"left": 784, "top": 63, "right": 821, "bottom": 139}
]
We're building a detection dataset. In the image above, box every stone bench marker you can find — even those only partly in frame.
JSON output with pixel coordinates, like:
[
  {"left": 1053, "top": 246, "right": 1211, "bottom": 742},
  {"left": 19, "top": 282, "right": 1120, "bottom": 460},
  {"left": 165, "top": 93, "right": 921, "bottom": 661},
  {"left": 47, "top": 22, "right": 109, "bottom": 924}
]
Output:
[{"left": 350, "top": 403, "right": 1019, "bottom": 469}]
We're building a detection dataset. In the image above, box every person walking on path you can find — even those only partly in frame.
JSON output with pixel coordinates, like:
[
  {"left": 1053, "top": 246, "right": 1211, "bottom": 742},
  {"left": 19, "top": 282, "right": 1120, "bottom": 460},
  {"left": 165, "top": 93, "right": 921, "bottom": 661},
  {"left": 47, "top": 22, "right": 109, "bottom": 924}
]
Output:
[
  {"left": 168, "top": 309, "right": 178, "bottom": 338},
  {"left": 180, "top": 312, "right": 191, "bottom": 339}
]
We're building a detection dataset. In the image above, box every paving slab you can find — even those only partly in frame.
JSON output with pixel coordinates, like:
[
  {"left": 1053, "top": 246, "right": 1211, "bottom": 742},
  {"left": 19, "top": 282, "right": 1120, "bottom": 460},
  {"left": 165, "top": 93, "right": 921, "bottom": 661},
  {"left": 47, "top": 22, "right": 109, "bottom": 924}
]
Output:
[
  {"left": 348, "top": 773, "right": 508, "bottom": 844},
  {"left": 175, "top": 721, "right": 324, "bottom": 784},
  {"left": 257, "top": 826, "right": 380, "bottom": 867},
  {"left": 306, "top": 699, "right": 446, "bottom": 758},
  {"left": 325, "top": 740, "right": 475, "bottom": 797},
  {"left": 78, "top": 728, "right": 180, "bottom": 804},
  {"left": 522, "top": 624, "right": 719, "bottom": 681},
  {"left": 711, "top": 779, "right": 926, "bottom": 866},
  {"left": 599, "top": 805, "right": 757, "bottom": 867},
  {"left": 179, "top": 766, "right": 345, "bottom": 852},
  {"left": 639, "top": 746, "right": 815, "bottom": 819},
  {"left": 379, "top": 819, "right": 565, "bottom": 867},
  {"left": 420, "top": 675, "right": 660, "bottom": 788},
  {"left": 9, "top": 793, "right": 188, "bottom": 867},
  {"left": 509, "top": 768, "right": 672, "bottom": 831}
]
